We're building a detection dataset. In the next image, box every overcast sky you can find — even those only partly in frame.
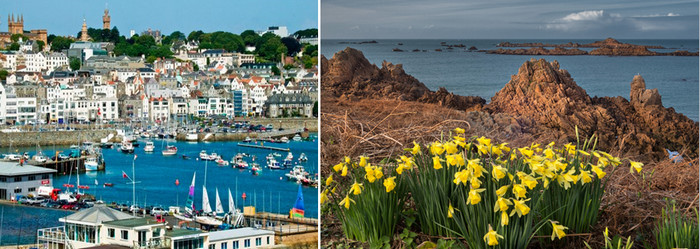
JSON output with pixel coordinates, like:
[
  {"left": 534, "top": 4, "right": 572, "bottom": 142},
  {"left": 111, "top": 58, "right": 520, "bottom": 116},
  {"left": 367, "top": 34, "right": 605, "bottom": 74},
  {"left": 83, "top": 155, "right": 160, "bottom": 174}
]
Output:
[
  {"left": 321, "top": 0, "right": 698, "bottom": 39},
  {"left": 3, "top": 0, "right": 317, "bottom": 37}
]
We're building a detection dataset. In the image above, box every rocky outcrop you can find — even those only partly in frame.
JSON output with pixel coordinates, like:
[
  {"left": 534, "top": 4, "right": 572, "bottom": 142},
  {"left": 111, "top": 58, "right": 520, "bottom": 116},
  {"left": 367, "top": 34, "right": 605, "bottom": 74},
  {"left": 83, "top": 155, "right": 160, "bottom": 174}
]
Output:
[
  {"left": 589, "top": 46, "right": 657, "bottom": 56},
  {"left": 487, "top": 47, "right": 588, "bottom": 55},
  {"left": 487, "top": 59, "right": 698, "bottom": 158},
  {"left": 322, "top": 47, "right": 485, "bottom": 110}
]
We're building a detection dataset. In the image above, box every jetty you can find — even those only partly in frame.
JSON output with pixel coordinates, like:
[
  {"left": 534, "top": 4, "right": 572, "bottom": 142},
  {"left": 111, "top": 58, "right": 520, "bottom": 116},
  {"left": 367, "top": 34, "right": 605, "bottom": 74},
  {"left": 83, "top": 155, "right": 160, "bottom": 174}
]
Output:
[
  {"left": 27, "top": 156, "right": 105, "bottom": 174},
  {"left": 237, "top": 143, "right": 290, "bottom": 152}
]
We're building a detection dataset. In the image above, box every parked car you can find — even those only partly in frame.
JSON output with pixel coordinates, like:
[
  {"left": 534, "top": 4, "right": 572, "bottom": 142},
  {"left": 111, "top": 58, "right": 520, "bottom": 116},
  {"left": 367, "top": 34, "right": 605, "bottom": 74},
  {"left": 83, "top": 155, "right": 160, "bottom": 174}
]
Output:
[
  {"left": 26, "top": 196, "right": 46, "bottom": 205},
  {"left": 151, "top": 206, "right": 168, "bottom": 216}
]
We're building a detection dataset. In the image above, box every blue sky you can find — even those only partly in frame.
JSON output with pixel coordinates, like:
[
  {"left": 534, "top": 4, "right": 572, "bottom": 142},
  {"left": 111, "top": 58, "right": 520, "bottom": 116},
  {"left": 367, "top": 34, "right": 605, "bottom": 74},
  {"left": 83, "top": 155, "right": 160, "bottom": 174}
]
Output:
[
  {"left": 322, "top": 0, "right": 699, "bottom": 39},
  {"left": 4, "top": 0, "right": 318, "bottom": 37}
]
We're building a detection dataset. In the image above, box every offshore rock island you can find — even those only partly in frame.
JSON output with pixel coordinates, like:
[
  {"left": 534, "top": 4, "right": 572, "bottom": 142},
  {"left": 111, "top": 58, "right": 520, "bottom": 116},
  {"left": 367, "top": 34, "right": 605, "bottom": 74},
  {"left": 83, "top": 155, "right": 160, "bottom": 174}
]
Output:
[{"left": 488, "top": 38, "right": 698, "bottom": 56}]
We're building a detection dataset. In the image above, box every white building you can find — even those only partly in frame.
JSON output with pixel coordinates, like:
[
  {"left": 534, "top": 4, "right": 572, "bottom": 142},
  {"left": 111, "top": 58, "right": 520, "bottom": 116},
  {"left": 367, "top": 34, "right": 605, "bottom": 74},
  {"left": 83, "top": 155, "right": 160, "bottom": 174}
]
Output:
[
  {"left": 207, "top": 228, "right": 275, "bottom": 249},
  {"left": 258, "top": 26, "right": 288, "bottom": 37},
  {"left": 0, "top": 86, "right": 38, "bottom": 124}
]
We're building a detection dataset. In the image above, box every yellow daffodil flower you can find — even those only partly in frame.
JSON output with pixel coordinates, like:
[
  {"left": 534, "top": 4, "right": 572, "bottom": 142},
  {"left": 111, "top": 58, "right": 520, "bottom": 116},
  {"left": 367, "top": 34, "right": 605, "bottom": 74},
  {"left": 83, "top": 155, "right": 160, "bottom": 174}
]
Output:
[
  {"left": 597, "top": 156, "right": 610, "bottom": 167},
  {"left": 477, "top": 144, "right": 489, "bottom": 155},
  {"left": 453, "top": 136, "right": 466, "bottom": 142},
  {"left": 477, "top": 136, "right": 491, "bottom": 147},
  {"left": 550, "top": 221, "right": 568, "bottom": 240},
  {"left": 511, "top": 198, "right": 531, "bottom": 217},
  {"left": 500, "top": 211, "right": 509, "bottom": 226},
  {"left": 491, "top": 146, "right": 503, "bottom": 156},
  {"left": 410, "top": 141, "right": 420, "bottom": 155},
  {"left": 445, "top": 141, "right": 458, "bottom": 154},
  {"left": 564, "top": 143, "right": 576, "bottom": 155},
  {"left": 543, "top": 148, "right": 555, "bottom": 159},
  {"left": 448, "top": 203, "right": 454, "bottom": 218},
  {"left": 350, "top": 181, "right": 364, "bottom": 195},
  {"left": 547, "top": 141, "right": 555, "bottom": 148},
  {"left": 470, "top": 176, "right": 482, "bottom": 189},
  {"left": 592, "top": 151, "right": 602, "bottom": 158},
  {"left": 512, "top": 184, "right": 527, "bottom": 198},
  {"left": 344, "top": 156, "right": 351, "bottom": 164},
  {"left": 341, "top": 165, "right": 348, "bottom": 176},
  {"left": 483, "top": 225, "right": 503, "bottom": 246},
  {"left": 577, "top": 150, "right": 590, "bottom": 156},
  {"left": 339, "top": 194, "right": 355, "bottom": 209},
  {"left": 468, "top": 159, "right": 485, "bottom": 177},
  {"left": 333, "top": 163, "right": 343, "bottom": 172},
  {"left": 454, "top": 127, "right": 465, "bottom": 134},
  {"left": 496, "top": 185, "right": 510, "bottom": 197},
  {"left": 630, "top": 161, "right": 643, "bottom": 174},
  {"left": 492, "top": 165, "right": 507, "bottom": 180},
  {"left": 579, "top": 170, "right": 592, "bottom": 184},
  {"left": 325, "top": 174, "right": 333, "bottom": 186},
  {"left": 520, "top": 174, "right": 538, "bottom": 190},
  {"left": 493, "top": 196, "right": 512, "bottom": 212},
  {"left": 453, "top": 169, "right": 470, "bottom": 185},
  {"left": 591, "top": 165, "right": 606, "bottom": 179},
  {"left": 365, "top": 165, "right": 377, "bottom": 183},
  {"left": 454, "top": 139, "right": 467, "bottom": 148},
  {"left": 383, "top": 177, "right": 396, "bottom": 192},
  {"left": 430, "top": 142, "right": 445, "bottom": 155},
  {"left": 374, "top": 167, "right": 384, "bottom": 180},
  {"left": 498, "top": 143, "right": 511, "bottom": 153},
  {"left": 518, "top": 147, "right": 534, "bottom": 158},
  {"left": 467, "top": 188, "right": 486, "bottom": 205},
  {"left": 359, "top": 156, "right": 368, "bottom": 167},
  {"left": 320, "top": 189, "right": 329, "bottom": 204},
  {"left": 433, "top": 156, "right": 443, "bottom": 170}
]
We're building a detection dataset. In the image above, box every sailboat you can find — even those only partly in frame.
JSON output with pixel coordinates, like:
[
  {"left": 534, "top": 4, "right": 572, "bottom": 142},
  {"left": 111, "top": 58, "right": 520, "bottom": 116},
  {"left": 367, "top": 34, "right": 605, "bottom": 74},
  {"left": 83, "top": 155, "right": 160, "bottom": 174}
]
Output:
[
  {"left": 173, "top": 172, "right": 196, "bottom": 222},
  {"left": 214, "top": 189, "right": 225, "bottom": 219},
  {"left": 195, "top": 186, "right": 223, "bottom": 226},
  {"left": 290, "top": 185, "right": 305, "bottom": 218},
  {"left": 226, "top": 188, "right": 244, "bottom": 227}
]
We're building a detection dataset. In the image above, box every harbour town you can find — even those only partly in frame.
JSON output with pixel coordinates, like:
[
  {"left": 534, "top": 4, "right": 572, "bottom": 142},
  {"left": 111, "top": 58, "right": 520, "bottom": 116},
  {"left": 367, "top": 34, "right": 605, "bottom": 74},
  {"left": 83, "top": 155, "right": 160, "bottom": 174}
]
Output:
[{"left": 0, "top": 1, "right": 319, "bottom": 248}]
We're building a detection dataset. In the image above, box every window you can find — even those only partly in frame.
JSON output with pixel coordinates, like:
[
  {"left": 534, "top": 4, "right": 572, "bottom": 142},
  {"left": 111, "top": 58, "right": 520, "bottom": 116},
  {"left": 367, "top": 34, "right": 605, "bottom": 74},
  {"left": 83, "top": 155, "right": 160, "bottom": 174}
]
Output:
[
  {"left": 255, "top": 238, "right": 261, "bottom": 246},
  {"left": 221, "top": 242, "right": 228, "bottom": 249},
  {"left": 0, "top": 177, "right": 6, "bottom": 182},
  {"left": 121, "top": 230, "right": 128, "bottom": 240},
  {"left": 42, "top": 174, "right": 49, "bottom": 179},
  {"left": 108, "top": 228, "right": 115, "bottom": 238},
  {"left": 208, "top": 245, "right": 215, "bottom": 249},
  {"left": 28, "top": 187, "right": 35, "bottom": 192},
  {"left": 244, "top": 239, "right": 250, "bottom": 248},
  {"left": 232, "top": 241, "right": 239, "bottom": 249},
  {"left": 14, "top": 188, "right": 21, "bottom": 193},
  {"left": 266, "top": 236, "right": 270, "bottom": 245},
  {"left": 14, "top": 177, "right": 21, "bottom": 182},
  {"left": 28, "top": 176, "right": 35, "bottom": 181}
]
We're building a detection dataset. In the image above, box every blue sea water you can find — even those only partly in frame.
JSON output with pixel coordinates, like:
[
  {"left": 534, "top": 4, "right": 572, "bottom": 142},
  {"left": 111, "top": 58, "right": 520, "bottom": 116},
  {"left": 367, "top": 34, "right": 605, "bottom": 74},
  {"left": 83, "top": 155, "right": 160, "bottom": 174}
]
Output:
[
  {"left": 0, "top": 204, "right": 72, "bottom": 245},
  {"left": 322, "top": 39, "right": 699, "bottom": 121}
]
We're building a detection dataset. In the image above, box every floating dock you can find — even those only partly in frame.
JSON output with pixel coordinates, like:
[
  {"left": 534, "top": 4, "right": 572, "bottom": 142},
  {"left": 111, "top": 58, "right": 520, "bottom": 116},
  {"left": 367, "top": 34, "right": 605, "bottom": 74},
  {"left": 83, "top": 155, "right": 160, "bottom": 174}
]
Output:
[
  {"left": 27, "top": 156, "right": 106, "bottom": 174},
  {"left": 236, "top": 143, "right": 290, "bottom": 152}
]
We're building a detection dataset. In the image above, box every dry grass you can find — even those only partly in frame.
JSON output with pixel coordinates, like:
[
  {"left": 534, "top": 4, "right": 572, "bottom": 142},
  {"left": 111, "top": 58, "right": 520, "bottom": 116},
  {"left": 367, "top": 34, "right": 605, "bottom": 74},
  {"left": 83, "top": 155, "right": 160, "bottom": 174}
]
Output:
[{"left": 320, "top": 96, "right": 699, "bottom": 248}]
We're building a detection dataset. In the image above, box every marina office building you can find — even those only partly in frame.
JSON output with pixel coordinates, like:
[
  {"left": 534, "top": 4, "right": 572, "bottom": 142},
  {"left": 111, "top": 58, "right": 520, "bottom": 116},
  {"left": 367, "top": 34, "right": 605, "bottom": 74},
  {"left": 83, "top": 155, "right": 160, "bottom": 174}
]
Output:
[
  {"left": 37, "top": 205, "right": 275, "bottom": 249},
  {"left": 0, "top": 161, "right": 56, "bottom": 200}
]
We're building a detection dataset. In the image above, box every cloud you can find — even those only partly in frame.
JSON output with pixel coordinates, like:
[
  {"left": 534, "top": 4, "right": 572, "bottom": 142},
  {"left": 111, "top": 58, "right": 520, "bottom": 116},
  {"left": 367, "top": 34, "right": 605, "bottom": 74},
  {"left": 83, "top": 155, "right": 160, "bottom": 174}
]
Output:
[
  {"left": 423, "top": 24, "right": 435, "bottom": 29},
  {"left": 546, "top": 10, "right": 622, "bottom": 31},
  {"left": 349, "top": 25, "right": 360, "bottom": 30},
  {"left": 632, "top": 13, "right": 680, "bottom": 17},
  {"left": 561, "top": 10, "right": 605, "bottom": 21}
]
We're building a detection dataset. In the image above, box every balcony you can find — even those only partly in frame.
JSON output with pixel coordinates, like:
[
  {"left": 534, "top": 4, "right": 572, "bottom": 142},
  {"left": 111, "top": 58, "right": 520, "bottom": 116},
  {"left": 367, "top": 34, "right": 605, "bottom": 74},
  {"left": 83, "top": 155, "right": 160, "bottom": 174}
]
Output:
[{"left": 133, "top": 237, "right": 171, "bottom": 249}]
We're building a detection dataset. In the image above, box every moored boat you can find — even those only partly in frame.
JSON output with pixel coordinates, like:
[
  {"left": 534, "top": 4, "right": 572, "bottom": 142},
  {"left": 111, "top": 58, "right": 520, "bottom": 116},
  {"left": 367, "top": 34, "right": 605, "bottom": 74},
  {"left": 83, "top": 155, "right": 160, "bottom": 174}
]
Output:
[
  {"left": 162, "top": 145, "right": 177, "bottom": 156},
  {"left": 144, "top": 141, "right": 155, "bottom": 152},
  {"left": 298, "top": 153, "right": 308, "bottom": 162},
  {"left": 292, "top": 134, "right": 302, "bottom": 142},
  {"left": 120, "top": 141, "right": 135, "bottom": 154},
  {"left": 84, "top": 156, "right": 99, "bottom": 171}
]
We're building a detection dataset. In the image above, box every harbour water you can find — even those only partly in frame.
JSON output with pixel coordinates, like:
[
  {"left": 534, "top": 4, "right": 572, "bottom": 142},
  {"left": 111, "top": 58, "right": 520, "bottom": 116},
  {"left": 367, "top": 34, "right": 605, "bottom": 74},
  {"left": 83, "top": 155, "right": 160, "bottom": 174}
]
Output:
[
  {"left": 322, "top": 39, "right": 699, "bottom": 121},
  {"left": 0, "top": 203, "right": 72, "bottom": 245},
  {"left": 0, "top": 136, "right": 318, "bottom": 245}
]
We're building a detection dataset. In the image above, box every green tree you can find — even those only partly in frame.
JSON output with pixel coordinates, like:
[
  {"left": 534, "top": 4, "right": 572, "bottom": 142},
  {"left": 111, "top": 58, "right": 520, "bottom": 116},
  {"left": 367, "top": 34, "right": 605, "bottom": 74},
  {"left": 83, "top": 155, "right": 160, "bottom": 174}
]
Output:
[
  {"left": 193, "top": 63, "right": 199, "bottom": 71},
  {"left": 187, "top": 30, "right": 204, "bottom": 42},
  {"left": 240, "top": 30, "right": 260, "bottom": 46},
  {"left": 271, "top": 66, "right": 280, "bottom": 75},
  {"left": 293, "top": 28, "right": 318, "bottom": 38},
  {"left": 136, "top": 35, "right": 156, "bottom": 47},
  {"left": 0, "top": 70, "right": 8, "bottom": 80},
  {"left": 281, "top": 37, "right": 301, "bottom": 56},
  {"left": 69, "top": 57, "right": 81, "bottom": 71},
  {"left": 304, "top": 45, "right": 318, "bottom": 57},
  {"left": 36, "top": 41, "right": 45, "bottom": 51},
  {"left": 50, "top": 36, "right": 74, "bottom": 51},
  {"left": 47, "top": 34, "right": 56, "bottom": 44},
  {"left": 10, "top": 34, "right": 28, "bottom": 42},
  {"left": 257, "top": 33, "right": 287, "bottom": 62},
  {"left": 8, "top": 43, "right": 19, "bottom": 51}
]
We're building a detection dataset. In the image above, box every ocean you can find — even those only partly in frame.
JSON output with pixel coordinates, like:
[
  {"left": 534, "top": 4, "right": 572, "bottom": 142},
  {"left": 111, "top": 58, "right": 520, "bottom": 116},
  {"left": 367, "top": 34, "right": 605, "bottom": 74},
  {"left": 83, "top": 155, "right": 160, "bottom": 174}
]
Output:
[{"left": 322, "top": 39, "right": 699, "bottom": 121}]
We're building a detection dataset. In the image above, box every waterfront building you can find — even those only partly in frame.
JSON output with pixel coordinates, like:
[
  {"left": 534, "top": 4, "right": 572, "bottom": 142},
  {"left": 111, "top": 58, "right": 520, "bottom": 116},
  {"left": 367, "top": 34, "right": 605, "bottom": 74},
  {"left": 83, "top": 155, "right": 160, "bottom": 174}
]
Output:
[
  {"left": 265, "top": 93, "right": 313, "bottom": 118},
  {"left": 207, "top": 228, "right": 275, "bottom": 249},
  {"left": 0, "top": 161, "right": 56, "bottom": 200}
]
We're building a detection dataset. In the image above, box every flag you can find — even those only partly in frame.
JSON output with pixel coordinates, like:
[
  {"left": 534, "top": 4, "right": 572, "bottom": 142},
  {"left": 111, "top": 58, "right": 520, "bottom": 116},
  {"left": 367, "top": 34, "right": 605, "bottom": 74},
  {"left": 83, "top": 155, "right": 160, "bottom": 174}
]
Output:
[
  {"left": 122, "top": 171, "right": 128, "bottom": 179},
  {"left": 134, "top": 154, "right": 138, "bottom": 160},
  {"left": 175, "top": 179, "right": 180, "bottom": 186},
  {"left": 95, "top": 179, "right": 98, "bottom": 185}
]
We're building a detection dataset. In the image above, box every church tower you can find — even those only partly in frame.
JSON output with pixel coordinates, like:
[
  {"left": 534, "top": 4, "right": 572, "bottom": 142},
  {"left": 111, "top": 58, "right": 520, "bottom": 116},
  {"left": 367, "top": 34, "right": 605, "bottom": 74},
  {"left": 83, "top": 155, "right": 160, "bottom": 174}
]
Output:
[
  {"left": 8, "top": 14, "right": 24, "bottom": 34},
  {"left": 102, "top": 8, "right": 110, "bottom": 30},
  {"left": 81, "top": 18, "right": 89, "bottom": 41}
]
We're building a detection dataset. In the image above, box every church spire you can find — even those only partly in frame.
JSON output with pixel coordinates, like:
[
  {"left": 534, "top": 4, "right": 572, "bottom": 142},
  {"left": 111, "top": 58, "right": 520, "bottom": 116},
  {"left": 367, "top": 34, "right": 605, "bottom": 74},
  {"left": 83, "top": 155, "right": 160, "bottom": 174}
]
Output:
[{"left": 81, "top": 18, "right": 89, "bottom": 41}]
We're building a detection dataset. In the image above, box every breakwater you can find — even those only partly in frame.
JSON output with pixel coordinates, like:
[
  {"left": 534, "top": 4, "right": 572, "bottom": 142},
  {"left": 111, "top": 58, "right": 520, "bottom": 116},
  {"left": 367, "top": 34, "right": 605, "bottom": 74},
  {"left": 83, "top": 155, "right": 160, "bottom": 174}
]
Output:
[
  {"left": 0, "top": 130, "right": 116, "bottom": 147},
  {"left": 244, "top": 118, "right": 318, "bottom": 132}
]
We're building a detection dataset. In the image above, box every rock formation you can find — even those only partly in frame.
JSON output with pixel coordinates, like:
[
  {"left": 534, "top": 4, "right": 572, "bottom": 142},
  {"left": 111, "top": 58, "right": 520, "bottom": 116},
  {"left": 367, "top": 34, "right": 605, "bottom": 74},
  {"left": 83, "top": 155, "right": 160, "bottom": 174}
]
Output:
[
  {"left": 492, "top": 38, "right": 697, "bottom": 56},
  {"left": 322, "top": 47, "right": 485, "bottom": 110},
  {"left": 487, "top": 47, "right": 588, "bottom": 55}
]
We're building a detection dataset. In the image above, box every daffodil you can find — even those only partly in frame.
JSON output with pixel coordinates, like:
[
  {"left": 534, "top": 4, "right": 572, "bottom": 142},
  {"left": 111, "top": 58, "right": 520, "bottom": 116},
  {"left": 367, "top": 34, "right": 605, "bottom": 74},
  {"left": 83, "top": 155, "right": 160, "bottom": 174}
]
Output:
[
  {"left": 564, "top": 143, "right": 576, "bottom": 155},
  {"left": 477, "top": 136, "right": 491, "bottom": 147},
  {"left": 630, "top": 161, "right": 643, "bottom": 174},
  {"left": 492, "top": 165, "right": 507, "bottom": 180},
  {"left": 341, "top": 165, "right": 348, "bottom": 176},
  {"left": 453, "top": 169, "right": 470, "bottom": 185},
  {"left": 493, "top": 196, "right": 512, "bottom": 212},
  {"left": 350, "top": 181, "right": 364, "bottom": 195},
  {"left": 518, "top": 147, "right": 534, "bottom": 158},
  {"left": 468, "top": 159, "right": 485, "bottom": 177},
  {"left": 483, "top": 225, "right": 503, "bottom": 246},
  {"left": 410, "top": 141, "right": 420, "bottom": 155},
  {"left": 446, "top": 154, "right": 465, "bottom": 167},
  {"left": 320, "top": 189, "right": 328, "bottom": 204},
  {"left": 359, "top": 156, "right": 368, "bottom": 167},
  {"left": 498, "top": 143, "right": 511, "bottom": 154},
  {"left": 430, "top": 142, "right": 445, "bottom": 155},
  {"left": 433, "top": 156, "right": 443, "bottom": 170},
  {"left": 512, "top": 184, "right": 527, "bottom": 198},
  {"left": 597, "top": 156, "right": 610, "bottom": 167},
  {"left": 496, "top": 185, "right": 510, "bottom": 197},
  {"left": 453, "top": 136, "right": 466, "bottom": 142},
  {"left": 477, "top": 144, "right": 489, "bottom": 155},
  {"left": 577, "top": 150, "right": 590, "bottom": 156},
  {"left": 511, "top": 198, "right": 531, "bottom": 217},
  {"left": 448, "top": 203, "right": 454, "bottom": 218},
  {"left": 365, "top": 165, "right": 378, "bottom": 182},
  {"left": 543, "top": 148, "right": 555, "bottom": 159},
  {"left": 547, "top": 141, "right": 555, "bottom": 148},
  {"left": 500, "top": 211, "right": 509, "bottom": 226},
  {"left": 579, "top": 170, "right": 592, "bottom": 184},
  {"left": 374, "top": 167, "right": 384, "bottom": 180},
  {"left": 591, "top": 165, "right": 606, "bottom": 179},
  {"left": 454, "top": 127, "right": 465, "bottom": 134},
  {"left": 344, "top": 156, "right": 351, "bottom": 164},
  {"left": 333, "top": 163, "right": 343, "bottom": 172},
  {"left": 555, "top": 169, "right": 578, "bottom": 190},
  {"left": 383, "top": 176, "right": 396, "bottom": 192},
  {"left": 470, "top": 176, "right": 482, "bottom": 189},
  {"left": 550, "top": 220, "right": 568, "bottom": 240},
  {"left": 467, "top": 188, "right": 486, "bottom": 205},
  {"left": 339, "top": 194, "right": 355, "bottom": 209},
  {"left": 325, "top": 174, "right": 333, "bottom": 186},
  {"left": 445, "top": 141, "right": 458, "bottom": 154}
]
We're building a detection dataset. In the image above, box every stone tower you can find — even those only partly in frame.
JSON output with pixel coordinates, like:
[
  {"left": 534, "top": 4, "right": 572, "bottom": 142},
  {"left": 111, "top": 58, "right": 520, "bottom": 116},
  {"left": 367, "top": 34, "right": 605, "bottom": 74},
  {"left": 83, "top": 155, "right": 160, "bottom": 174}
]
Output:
[
  {"left": 81, "top": 18, "right": 88, "bottom": 41},
  {"left": 8, "top": 14, "right": 24, "bottom": 34},
  {"left": 102, "top": 8, "right": 110, "bottom": 30}
]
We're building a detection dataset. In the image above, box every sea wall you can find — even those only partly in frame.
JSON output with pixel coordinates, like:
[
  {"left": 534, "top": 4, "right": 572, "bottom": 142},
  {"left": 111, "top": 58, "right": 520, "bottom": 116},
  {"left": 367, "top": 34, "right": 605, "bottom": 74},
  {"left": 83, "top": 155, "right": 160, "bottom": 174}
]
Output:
[
  {"left": 0, "top": 129, "right": 117, "bottom": 147},
  {"left": 244, "top": 118, "right": 318, "bottom": 132}
]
